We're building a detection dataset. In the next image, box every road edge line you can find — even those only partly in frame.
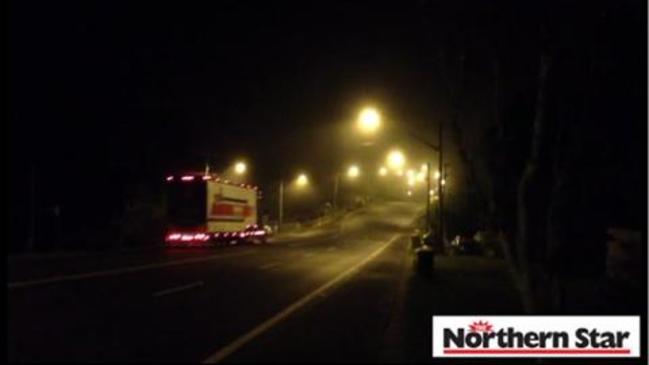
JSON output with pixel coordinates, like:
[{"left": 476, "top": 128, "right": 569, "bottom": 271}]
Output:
[
  {"left": 8, "top": 250, "right": 256, "bottom": 290},
  {"left": 152, "top": 281, "right": 204, "bottom": 297},
  {"left": 201, "top": 233, "right": 402, "bottom": 363}
]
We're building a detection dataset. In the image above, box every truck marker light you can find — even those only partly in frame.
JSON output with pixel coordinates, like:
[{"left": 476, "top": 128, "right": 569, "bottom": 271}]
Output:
[
  {"left": 167, "top": 233, "right": 181, "bottom": 241},
  {"left": 181, "top": 176, "right": 195, "bottom": 181},
  {"left": 202, "top": 175, "right": 211, "bottom": 180},
  {"left": 166, "top": 176, "right": 174, "bottom": 181}
]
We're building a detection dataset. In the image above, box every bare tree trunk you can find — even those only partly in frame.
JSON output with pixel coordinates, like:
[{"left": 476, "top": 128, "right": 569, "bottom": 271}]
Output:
[
  {"left": 488, "top": 53, "right": 518, "bottom": 265},
  {"left": 516, "top": 50, "right": 553, "bottom": 313},
  {"left": 545, "top": 42, "right": 598, "bottom": 312},
  {"left": 447, "top": 53, "right": 490, "bottom": 214}
]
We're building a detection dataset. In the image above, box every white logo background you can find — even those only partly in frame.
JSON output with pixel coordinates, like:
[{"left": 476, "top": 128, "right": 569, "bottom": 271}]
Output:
[{"left": 432, "top": 315, "right": 640, "bottom": 358}]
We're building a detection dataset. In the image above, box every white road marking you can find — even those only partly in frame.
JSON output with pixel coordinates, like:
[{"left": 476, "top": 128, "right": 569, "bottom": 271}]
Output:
[
  {"left": 259, "top": 262, "right": 281, "bottom": 270},
  {"left": 302, "top": 253, "right": 315, "bottom": 258},
  {"left": 201, "top": 233, "right": 402, "bottom": 363},
  {"left": 326, "top": 247, "right": 336, "bottom": 252},
  {"left": 8, "top": 250, "right": 257, "bottom": 289},
  {"left": 153, "top": 281, "right": 204, "bottom": 297}
]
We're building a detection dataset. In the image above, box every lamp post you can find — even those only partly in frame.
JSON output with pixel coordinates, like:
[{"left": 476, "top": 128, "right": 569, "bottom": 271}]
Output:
[
  {"left": 333, "top": 164, "right": 360, "bottom": 211},
  {"left": 354, "top": 106, "right": 446, "bottom": 244},
  {"left": 401, "top": 127, "right": 445, "bottom": 244},
  {"left": 426, "top": 162, "right": 431, "bottom": 231},
  {"left": 278, "top": 173, "right": 309, "bottom": 232},
  {"left": 278, "top": 180, "right": 284, "bottom": 232}
]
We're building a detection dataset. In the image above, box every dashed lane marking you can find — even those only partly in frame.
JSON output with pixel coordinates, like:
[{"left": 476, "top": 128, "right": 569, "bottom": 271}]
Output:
[{"left": 202, "top": 233, "right": 402, "bottom": 363}]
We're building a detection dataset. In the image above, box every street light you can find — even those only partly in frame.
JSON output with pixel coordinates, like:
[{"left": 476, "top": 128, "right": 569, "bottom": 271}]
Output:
[
  {"left": 347, "top": 165, "right": 360, "bottom": 179},
  {"left": 234, "top": 161, "right": 247, "bottom": 175},
  {"left": 278, "top": 172, "right": 309, "bottom": 234},
  {"left": 406, "top": 169, "right": 415, "bottom": 179},
  {"left": 378, "top": 166, "right": 388, "bottom": 176},
  {"left": 295, "top": 173, "right": 309, "bottom": 187},
  {"left": 417, "top": 170, "right": 426, "bottom": 182},
  {"left": 387, "top": 149, "right": 405, "bottom": 170},
  {"left": 357, "top": 107, "right": 381, "bottom": 134}
]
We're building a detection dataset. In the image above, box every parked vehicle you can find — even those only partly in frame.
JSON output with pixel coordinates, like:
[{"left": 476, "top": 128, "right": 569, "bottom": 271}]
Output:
[
  {"left": 473, "top": 230, "right": 504, "bottom": 257},
  {"left": 164, "top": 173, "right": 266, "bottom": 247},
  {"left": 449, "top": 234, "right": 482, "bottom": 256}
]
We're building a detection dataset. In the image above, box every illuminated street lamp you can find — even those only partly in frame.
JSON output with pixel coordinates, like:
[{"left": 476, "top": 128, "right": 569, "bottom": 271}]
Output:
[
  {"left": 347, "top": 165, "right": 360, "bottom": 179},
  {"left": 407, "top": 190, "right": 412, "bottom": 197},
  {"left": 234, "top": 161, "right": 247, "bottom": 175},
  {"left": 417, "top": 171, "right": 426, "bottom": 182},
  {"left": 407, "top": 177, "right": 415, "bottom": 187},
  {"left": 357, "top": 107, "right": 381, "bottom": 134},
  {"left": 406, "top": 169, "right": 415, "bottom": 179},
  {"left": 378, "top": 166, "right": 388, "bottom": 176},
  {"left": 387, "top": 150, "right": 406, "bottom": 169},
  {"left": 434, "top": 170, "right": 441, "bottom": 180},
  {"left": 295, "top": 173, "right": 309, "bottom": 187},
  {"left": 278, "top": 172, "right": 310, "bottom": 233}
]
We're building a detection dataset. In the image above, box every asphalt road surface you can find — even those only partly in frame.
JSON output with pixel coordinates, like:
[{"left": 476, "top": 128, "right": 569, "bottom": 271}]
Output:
[{"left": 8, "top": 201, "right": 424, "bottom": 362}]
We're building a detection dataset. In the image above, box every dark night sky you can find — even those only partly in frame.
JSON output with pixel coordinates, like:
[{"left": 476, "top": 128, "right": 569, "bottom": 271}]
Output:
[
  {"left": 9, "top": 1, "right": 436, "bottom": 174},
  {"left": 8, "top": 1, "right": 647, "bottom": 249},
  {"left": 9, "top": 2, "right": 447, "bottom": 215},
  {"left": 8, "top": 1, "right": 444, "bottom": 235}
]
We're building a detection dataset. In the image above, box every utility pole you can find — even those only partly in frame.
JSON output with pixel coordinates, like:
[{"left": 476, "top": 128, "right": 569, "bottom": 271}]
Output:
[
  {"left": 27, "top": 165, "right": 36, "bottom": 252},
  {"left": 438, "top": 118, "right": 445, "bottom": 245},
  {"left": 278, "top": 180, "right": 284, "bottom": 232},
  {"left": 426, "top": 161, "right": 431, "bottom": 230},
  {"left": 404, "top": 128, "right": 443, "bottom": 239}
]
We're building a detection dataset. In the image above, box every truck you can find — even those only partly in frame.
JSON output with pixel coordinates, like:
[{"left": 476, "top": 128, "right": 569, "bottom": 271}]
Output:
[{"left": 164, "top": 172, "right": 267, "bottom": 247}]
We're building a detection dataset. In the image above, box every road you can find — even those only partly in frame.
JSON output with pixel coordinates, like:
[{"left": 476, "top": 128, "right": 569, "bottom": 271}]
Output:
[{"left": 8, "top": 201, "right": 424, "bottom": 362}]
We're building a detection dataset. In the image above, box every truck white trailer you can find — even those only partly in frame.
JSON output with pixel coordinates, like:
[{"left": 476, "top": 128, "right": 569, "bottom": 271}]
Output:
[{"left": 164, "top": 173, "right": 266, "bottom": 246}]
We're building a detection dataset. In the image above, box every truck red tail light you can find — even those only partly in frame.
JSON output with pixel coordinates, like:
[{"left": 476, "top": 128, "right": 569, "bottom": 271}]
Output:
[
  {"left": 166, "top": 232, "right": 210, "bottom": 243},
  {"left": 167, "top": 233, "right": 181, "bottom": 241},
  {"left": 193, "top": 233, "right": 209, "bottom": 241}
]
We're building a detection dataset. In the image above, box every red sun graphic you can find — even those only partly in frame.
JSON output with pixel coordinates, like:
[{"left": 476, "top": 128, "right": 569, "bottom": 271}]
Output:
[{"left": 469, "top": 320, "right": 494, "bottom": 333}]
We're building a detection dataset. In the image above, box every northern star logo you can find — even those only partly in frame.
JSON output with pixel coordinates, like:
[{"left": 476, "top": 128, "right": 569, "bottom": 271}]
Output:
[
  {"left": 432, "top": 316, "right": 640, "bottom": 358},
  {"left": 469, "top": 320, "right": 493, "bottom": 333}
]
